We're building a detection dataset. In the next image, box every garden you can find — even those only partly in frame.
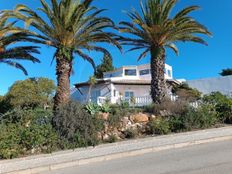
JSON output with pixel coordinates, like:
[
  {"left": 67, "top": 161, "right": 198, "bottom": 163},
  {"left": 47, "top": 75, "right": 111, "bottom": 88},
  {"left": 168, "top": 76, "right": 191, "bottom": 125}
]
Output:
[{"left": 0, "top": 79, "right": 231, "bottom": 159}]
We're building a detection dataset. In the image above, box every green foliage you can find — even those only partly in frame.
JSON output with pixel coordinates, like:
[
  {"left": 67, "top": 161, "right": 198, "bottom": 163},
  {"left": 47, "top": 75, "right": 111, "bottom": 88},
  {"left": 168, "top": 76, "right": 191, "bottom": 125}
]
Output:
[
  {"left": 144, "top": 99, "right": 188, "bottom": 116},
  {"left": 94, "top": 54, "right": 115, "bottom": 79},
  {"left": 120, "top": 100, "right": 130, "bottom": 109},
  {"left": 119, "top": 0, "right": 211, "bottom": 103},
  {"left": 203, "top": 92, "right": 232, "bottom": 124},
  {"left": 172, "top": 83, "right": 202, "bottom": 102},
  {"left": 0, "top": 96, "right": 11, "bottom": 114},
  {"left": 0, "top": 108, "right": 58, "bottom": 159},
  {"left": 6, "top": 0, "right": 121, "bottom": 107},
  {"left": 85, "top": 102, "right": 111, "bottom": 115},
  {"left": 100, "top": 103, "right": 111, "bottom": 113},
  {"left": 0, "top": 14, "right": 40, "bottom": 75},
  {"left": 105, "top": 135, "right": 117, "bottom": 143},
  {"left": 181, "top": 105, "right": 218, "bottom": 131},
  {"left": 108, "top": 105, "right": 130, "bottom": 128},
  {"left": 123, "top": 129, "right": 138, "bottom": 139},
  {"left": 4, "top": 78, "right": 56, "bottom": 110},
  {"left": 219, "top": 68, "right": 232, "bottom": 76},
  {"left": 53, "top": 101, "right": 101, "bottom": 148},
  {"left": 148, "top": 117, "right": 170, "bottom": 135},
  {"left": 168, "top": 115, "right": 185, "bottom": 133},
  {"left": 85, "top": 102, "right": 101, "bottom": 115}
]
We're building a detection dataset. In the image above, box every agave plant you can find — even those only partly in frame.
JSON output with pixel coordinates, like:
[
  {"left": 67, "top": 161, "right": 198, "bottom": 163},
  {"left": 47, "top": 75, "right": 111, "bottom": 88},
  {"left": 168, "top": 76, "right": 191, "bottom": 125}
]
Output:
[
  {"left": 5, "top": 0, "right": 121, "bottom": 109},
  {"left": 0, "top": 13, "right": 40, "bottom": 75},
  {"left": 119, "top": 0, "right": 211, "bottom": 103}
]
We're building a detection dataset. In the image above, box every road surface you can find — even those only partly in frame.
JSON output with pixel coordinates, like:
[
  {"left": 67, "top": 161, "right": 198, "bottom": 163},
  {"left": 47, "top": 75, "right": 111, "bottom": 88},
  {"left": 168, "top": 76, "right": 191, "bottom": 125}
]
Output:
[{"left": 42, "top": 140, "right": 232, "bottom": 174}]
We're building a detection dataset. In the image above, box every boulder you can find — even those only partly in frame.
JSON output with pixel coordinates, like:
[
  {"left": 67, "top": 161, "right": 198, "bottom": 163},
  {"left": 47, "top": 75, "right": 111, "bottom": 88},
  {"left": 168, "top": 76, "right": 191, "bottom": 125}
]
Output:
[
  {"left": 130, "top": 113, "right": 149, "bottom": 123},
  {"left": 102, "top": 134, "right": 110, "bottom": 141}
]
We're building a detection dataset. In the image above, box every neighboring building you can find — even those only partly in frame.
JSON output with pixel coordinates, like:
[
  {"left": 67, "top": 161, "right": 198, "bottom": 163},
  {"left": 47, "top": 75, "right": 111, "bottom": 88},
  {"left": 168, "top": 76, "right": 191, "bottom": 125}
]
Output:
[
  {"left": 71, "top": 63, "right": 179, "bottom": 106},
  {"left": 186, "top": 75, "right": 232, "bottom": 97}
]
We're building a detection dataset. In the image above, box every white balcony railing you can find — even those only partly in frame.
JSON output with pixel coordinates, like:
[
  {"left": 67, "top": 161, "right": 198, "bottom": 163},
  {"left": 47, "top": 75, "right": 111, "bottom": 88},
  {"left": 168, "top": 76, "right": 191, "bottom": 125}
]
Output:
[{"left": 97, "top": 94, "right": 178, "bottom": 107}]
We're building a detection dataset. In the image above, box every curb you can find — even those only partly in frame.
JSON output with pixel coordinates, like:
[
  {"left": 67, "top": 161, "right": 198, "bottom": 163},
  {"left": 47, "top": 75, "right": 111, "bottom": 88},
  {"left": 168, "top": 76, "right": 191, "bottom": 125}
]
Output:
[{"left": 1, "top": 126, "right": 232, "bottom": 174}]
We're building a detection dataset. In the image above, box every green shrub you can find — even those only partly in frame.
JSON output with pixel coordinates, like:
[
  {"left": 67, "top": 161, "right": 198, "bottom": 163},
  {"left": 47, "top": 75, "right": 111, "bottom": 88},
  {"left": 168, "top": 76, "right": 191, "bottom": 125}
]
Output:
[
  {"left": 85, "top": 102, "right": 101, "bottom": 115},
  {"left": 147, "top": 117, "right": 170, "bottom": 135},
  {"left": 100, "top": 103, "right": 111, "bottom": 113},
  {"left": 53, "top": 101, "right": 101, "bottom": 148},
  {"left": 0, "top": 109, "right": 58, "bottom": 159},
  {"left": 105, "top": 135, "right": 118, "bottom": 143},
  {"left": 203, "top": 92, "right": 232, "bottom": 124},
  {"left": 123, "top": 129, "right": 138, "bottom": 139},
  {"left": 181, "top": 105, "right": 218, "bottom": 131},
  {"left": 108, "top": 105, "right": 130, "bottom": 127},
  {"left": 172, "top": 83, "right": 202, "bottom": 102},
  {"left": 168, "top": 115, "right": 185, "bottom": 133},
  {"left": 144, "top": 99, "right": 188, "bottom": 116}
]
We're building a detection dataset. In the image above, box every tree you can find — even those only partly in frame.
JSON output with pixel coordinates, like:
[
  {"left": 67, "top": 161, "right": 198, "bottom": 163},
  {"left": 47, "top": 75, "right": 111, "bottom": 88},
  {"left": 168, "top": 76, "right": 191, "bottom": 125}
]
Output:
[
  {"left": 94, "top": 54, "right": 115, "bottom": 79},
  {"left": 119, "top": 0, "right": 211, "bottom": 103},
  {"left": 5, "top": 78, "right": 56, "bottom": 109},
  {"left": 172, "top": 83, "right": 201, "bottom": 102},
  {"left": 87, "top": 76, "right": 97, "bottom": 103},
  {"left": 219, "top": 68, "right": 232, "bottom": 76},
  {"left": 5, "top": 0, "right": 121, "bottom": 109},
  {"left": 0, "top": 12, "right": 40, "bottom": 75}
]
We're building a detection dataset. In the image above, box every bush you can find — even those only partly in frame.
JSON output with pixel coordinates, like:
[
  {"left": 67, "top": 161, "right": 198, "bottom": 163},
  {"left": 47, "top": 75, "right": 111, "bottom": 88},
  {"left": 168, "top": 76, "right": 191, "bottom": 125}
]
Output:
[
  {"left": 0, "top": 108, "right": 58, "bottom": 159},
  {"left": 144, "top": 99, "right": 188, "bottom": 116},
  {"left": 147, "top": 117, "right": 170, "bottom": 135},
  {"left": 53, "top": 101, "right": 102, "bottom": 148},
  {"left": 181, "top": 105, "right": 218, "bottom": 131},
  {"left": 168, "top": 115, "right": 185, "bottom": 133},
  {"left": 85, "top": 102, "right": 101, "bottom": 115},
  {"left": 108, "top": 104, "right": 141, "bottom": 128},
  {"left": 172, "top": 83, "right": 201, "bottom": 102},
  {"left": 105, "top": 135, "right": 118, "bottom": 143},
  {"left": 203, "top": 92, "right": 232, "bottom": 124},
  {"left": 4, "top": 78, "right": 56, "bottom": 110},
  {"left": 123, "top": 129, "right": 138, "bottom": 139}
]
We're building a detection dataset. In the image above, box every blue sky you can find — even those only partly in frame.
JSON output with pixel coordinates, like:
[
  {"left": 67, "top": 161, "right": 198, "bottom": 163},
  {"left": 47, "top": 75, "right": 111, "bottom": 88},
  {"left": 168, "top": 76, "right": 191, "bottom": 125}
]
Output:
[{"left": 0, "top": 0, "right": 232, "bottom": 95}]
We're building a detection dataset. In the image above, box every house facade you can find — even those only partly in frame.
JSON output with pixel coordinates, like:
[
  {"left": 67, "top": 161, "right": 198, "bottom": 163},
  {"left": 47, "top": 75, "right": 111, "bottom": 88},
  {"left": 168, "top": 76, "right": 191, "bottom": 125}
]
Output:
[{"left": 71, "top": 63, "right": 179, "bottom": 106}]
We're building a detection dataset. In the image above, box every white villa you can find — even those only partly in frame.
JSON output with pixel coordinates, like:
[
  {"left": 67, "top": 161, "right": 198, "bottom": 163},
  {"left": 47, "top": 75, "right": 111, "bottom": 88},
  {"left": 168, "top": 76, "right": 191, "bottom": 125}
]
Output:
[{"left": 71, "top": 63, "right": 180, "bottom": 106}]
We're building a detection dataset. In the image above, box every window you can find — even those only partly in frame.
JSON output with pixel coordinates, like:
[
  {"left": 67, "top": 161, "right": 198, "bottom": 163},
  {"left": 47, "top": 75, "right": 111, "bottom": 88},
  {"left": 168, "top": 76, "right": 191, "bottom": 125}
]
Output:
[
  {"left": 113, "top": 90, "right": 117, "bottom": 97},
  {"left": 91, "top": 90, "right": 101, "bottom": 101},
  {"left": 125, "top": 91, "right": 134, "bottom": 98},
  {"left": 167, "top": 70, "right": 172, "bottom": 77},
  {"left": 139, "top": 69, "right": 150, "bottom": 75},
  {"left": 124, "top": 69, "right": 137, "bottom": 76}
]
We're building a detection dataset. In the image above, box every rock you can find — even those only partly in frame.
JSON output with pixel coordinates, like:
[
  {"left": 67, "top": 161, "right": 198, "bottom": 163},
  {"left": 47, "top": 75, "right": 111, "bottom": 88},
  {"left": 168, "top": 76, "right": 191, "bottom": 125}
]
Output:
[
  {"left": 130, "top": 113, "right": 149, "bottom": 123},
  {"left": 120, "top": 117, "right": 132, "bottom": 131},
  {"left": 102, "top": 134, "right": 110, "bottom": 141},
  {"left": 96, "top": 132, "right": 102, "bottom": 140},
  {"left": 103, "top": 122, "right": 109, "bottom": 133}
]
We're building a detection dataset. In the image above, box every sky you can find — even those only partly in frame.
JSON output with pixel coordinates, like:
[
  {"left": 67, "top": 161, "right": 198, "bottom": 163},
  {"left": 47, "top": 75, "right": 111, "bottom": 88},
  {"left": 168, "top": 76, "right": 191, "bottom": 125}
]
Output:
[{"left": 0, "top": 0, "right": 232, "bottom": 95}]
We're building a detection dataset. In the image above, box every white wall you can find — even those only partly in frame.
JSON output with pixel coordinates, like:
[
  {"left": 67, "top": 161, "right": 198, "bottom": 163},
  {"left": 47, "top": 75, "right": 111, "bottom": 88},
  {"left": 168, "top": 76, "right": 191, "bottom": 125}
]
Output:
[
  {"left": 71, "top": 83, "right": 111, "bottom": 103},
  {"left": 114, "top": 84, "right": 150, "bottom": 97}
]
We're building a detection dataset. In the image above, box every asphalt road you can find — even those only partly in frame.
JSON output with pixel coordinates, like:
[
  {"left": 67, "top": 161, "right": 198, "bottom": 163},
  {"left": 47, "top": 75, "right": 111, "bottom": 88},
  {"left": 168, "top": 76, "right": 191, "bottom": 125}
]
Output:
[{"left": 43, "top": 140, "right": 232, "bottom": 174}]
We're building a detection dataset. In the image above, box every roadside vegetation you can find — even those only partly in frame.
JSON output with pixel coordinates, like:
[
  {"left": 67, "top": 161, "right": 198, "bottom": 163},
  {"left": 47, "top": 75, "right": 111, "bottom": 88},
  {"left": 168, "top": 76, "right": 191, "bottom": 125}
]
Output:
[
  {"left": 0, "top": 80, "right": 231, "bottom": 159},
  {"left": 1, "top": 0, "right": 230, "bottom": 161}
]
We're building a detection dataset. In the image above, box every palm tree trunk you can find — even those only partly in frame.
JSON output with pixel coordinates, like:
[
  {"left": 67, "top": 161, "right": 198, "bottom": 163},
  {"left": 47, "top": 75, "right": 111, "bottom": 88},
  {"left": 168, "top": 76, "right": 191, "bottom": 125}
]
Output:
[
  {"left": 53, "top": 55, "right": 72, "bottom": 110},
  {"left": 150, "top": 47, "right": 167, "bottom": 104}
]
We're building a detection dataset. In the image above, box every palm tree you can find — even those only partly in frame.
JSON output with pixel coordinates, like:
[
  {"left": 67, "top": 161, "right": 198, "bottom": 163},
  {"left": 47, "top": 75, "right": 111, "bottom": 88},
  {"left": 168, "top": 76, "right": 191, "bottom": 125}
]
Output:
[
  {"left": 0, "top": 13, "right": 40, "bottom": 75},
  {"left": 119, "top": 0, "right": 211, "bottom": 103},
  {"left": 5, "top": 0, "right": 121, "bottom": 109}
]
